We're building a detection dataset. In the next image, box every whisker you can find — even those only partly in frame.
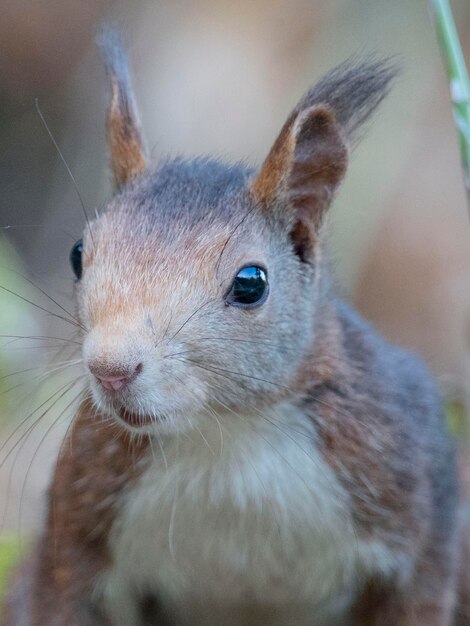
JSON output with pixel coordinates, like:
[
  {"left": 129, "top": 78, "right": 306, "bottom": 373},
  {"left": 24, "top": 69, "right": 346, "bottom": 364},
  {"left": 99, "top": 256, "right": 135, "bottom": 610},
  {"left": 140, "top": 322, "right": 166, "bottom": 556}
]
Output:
[
  {"left": 44, "top": 340, "right": 81, "bottom": 367},
  {"left": 201, "top": 403, "right": 225, "bottom": 457},
  {"left": 215, "top": 202, "right": 260, "bottom": 280},
  {"left": 0, "top": 365, "right": 52, "bottom": 383},
  {"left": 1, "top": 267, "right": 85, "bottom": 331},
  {"left": 0, "top": 334, "right": 81, "bottom": 345},
  {"left": 152, "top": 428, "right": 168, "bottom": 471},
  {"left": 17, "top": 385, "right": 85, "bottom": 538},
  {"left": 167, "top": 298, "right": 216, "bottom": 343},
  {"left": 161, "top": 310, "right": 173, "bottom": 343},
  {"left": 0, "top": 359, "right": 82, "bottom": 399},
  {"left": 0, "top": 284, "right": 83, "bottom": 330},
  {"left": 147, "top": 434, "right": 158, "bottom": 465},
  {"left": 176, "top": 356, "right": 371, "bottom": 430},
  {"left": 194, "top": 335, "right": 316, "bottom": 355},
  {"left": 162, "top": 335, "right": 311, "bottom": 361},
  {"left": 192, "top": 420, "right": 215, "bottom": 456},
  {"left": 0, "top": 363, "right": 82, "bottom": 452},
  {"left": 1, "top": 378, "right": 82, "bottom": 532},
  {"left": 35, "top": 99, "right": 94, "bottom": 247},
  {"left": 1, "top": 344, "right": 80, "bottom": 352},
  {"left": 0, "top": 378, "right": 81, "bottom": 464},
  {"left": 163, "top": 351, "right": 193, "bottom": 360}
]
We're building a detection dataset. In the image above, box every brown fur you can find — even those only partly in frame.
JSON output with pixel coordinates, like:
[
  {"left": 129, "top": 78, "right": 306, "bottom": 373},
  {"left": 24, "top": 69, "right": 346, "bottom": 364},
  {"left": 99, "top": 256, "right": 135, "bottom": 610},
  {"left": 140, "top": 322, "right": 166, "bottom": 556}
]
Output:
[
  {"left": 107, "top": 75, "right": 147, "bottom": 188},
  {"left": 23, "top": 398, "right": 149, "bottom": 624},
  {"left": 251, "top": 111, "right": 297, "bottom": 206}
]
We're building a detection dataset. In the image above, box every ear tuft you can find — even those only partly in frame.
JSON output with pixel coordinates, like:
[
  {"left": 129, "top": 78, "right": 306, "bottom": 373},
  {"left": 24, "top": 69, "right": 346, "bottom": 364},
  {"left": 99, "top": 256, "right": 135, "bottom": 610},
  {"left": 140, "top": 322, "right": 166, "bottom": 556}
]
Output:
[
  {"left": 299, "top": 57, "right": 398, "bottom": 145},
  {"left": 98, "top": 26, "right": 147, "bottom": 189}
]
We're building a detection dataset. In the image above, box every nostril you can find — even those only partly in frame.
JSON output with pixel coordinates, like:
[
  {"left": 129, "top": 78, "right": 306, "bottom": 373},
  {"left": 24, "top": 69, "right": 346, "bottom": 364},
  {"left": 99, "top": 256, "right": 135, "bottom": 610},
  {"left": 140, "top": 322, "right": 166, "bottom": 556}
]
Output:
[
  {"left": 135, "top": 362, "right": 143, "bottom": 375},
  {"left": 99, "top": 376, "right": 129, "bottom": 391}
]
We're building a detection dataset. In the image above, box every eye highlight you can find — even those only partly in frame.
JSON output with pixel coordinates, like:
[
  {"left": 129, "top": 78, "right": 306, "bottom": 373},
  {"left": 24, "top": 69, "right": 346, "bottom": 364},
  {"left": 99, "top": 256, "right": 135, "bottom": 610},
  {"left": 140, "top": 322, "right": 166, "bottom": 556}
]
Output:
[
  {"left": 70, "top": 239, "right": 83, "bottom": 280},
  {"left": 225, "top": 265, "right": 269, "bottom": 308}
]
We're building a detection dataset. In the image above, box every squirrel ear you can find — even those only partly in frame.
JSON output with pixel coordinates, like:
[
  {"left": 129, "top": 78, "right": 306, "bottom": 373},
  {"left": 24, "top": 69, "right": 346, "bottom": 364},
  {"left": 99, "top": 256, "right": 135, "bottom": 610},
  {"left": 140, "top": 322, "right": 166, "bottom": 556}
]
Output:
[
  {"left": 252, "top": 105, "right": 347, "bottom": 261},
  {"left": 252, "top": 60, "right": 396, "bottom": 259},
  {"left": 252, "top": 105, "right": 348, "bottom": 231},
  {"left": 99, "top": 27, "right": 147, "bottom": 189}
]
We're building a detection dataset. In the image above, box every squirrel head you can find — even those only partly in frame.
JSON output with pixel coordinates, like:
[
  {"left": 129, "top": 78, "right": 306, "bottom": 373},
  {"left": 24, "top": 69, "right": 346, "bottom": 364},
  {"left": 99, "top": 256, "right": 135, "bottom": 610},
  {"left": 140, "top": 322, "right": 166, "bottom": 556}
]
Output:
[{"left": 72, "top": 29, "right": 396, "bottom": 433}]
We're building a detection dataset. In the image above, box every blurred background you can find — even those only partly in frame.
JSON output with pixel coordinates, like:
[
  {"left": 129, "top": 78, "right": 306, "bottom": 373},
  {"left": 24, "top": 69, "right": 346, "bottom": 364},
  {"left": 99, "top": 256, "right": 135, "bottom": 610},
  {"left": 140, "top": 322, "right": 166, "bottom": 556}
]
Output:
[{"left": 0, "top": 0, "right": 469, "bottom": 579}]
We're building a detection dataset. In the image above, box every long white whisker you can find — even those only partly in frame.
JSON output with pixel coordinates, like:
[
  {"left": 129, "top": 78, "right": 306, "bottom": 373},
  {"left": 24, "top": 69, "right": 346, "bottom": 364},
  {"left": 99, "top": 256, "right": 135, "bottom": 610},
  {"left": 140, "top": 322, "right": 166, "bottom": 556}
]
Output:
[{"left": 17, "top": 384, "right": 85, "bottom": 539}]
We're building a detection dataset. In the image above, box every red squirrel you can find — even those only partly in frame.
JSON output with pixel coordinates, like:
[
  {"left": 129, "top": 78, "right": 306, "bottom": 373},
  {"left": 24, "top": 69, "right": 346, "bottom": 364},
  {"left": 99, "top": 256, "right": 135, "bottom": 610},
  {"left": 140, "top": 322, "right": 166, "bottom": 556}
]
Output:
[{"left": 2, "top": 29, "right": 465, "bottom": 626}]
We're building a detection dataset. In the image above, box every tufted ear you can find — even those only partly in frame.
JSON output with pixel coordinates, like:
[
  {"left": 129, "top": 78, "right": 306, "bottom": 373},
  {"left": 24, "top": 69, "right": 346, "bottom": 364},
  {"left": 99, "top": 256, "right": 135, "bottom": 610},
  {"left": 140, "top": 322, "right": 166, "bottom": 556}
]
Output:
[
  {"left": 99, "top": 27, "right": 147, "bottom": 189},
  {"left": 252, "top": 59, "right": 396, "bottom": 261}
]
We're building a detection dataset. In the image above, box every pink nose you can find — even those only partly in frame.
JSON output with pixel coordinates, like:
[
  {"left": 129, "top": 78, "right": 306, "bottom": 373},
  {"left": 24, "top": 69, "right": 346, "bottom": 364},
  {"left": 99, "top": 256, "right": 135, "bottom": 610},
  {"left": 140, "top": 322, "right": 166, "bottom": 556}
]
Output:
[{"left": 89, "top": 362, "right": 143, "bottom": 391}]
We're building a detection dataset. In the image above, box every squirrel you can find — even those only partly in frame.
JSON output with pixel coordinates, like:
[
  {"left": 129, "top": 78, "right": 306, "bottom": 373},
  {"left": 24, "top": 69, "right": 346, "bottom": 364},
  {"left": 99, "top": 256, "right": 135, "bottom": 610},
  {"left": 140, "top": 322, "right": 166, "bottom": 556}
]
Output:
[{"left": 2, "top": 28, "right": 466, "bottom": 626}]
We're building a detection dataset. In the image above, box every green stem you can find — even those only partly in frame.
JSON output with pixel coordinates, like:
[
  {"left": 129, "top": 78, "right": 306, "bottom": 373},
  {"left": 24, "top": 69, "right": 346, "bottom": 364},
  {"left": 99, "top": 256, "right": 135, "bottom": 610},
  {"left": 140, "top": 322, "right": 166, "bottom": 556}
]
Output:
[{"left": 432, "top": 0, "right": 470, "bottom": 214}]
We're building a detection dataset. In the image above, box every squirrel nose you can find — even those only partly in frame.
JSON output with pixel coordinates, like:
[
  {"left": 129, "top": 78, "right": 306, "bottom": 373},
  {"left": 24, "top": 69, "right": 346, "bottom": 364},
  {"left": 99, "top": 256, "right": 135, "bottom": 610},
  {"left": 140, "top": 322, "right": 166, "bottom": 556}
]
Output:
[{"left": 89, "top": 362, "right": 143, "bottom": 391}]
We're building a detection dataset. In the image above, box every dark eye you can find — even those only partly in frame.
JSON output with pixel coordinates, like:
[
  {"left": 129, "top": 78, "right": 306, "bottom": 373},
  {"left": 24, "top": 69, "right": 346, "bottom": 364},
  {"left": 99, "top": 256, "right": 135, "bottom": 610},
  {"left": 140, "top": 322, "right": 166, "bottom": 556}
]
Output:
[
  {"left": 225, "top": 265, "right": 269, "bottom": 308},
  {"left": 70, "top": 239, "right": 83, "bottom": 280}
]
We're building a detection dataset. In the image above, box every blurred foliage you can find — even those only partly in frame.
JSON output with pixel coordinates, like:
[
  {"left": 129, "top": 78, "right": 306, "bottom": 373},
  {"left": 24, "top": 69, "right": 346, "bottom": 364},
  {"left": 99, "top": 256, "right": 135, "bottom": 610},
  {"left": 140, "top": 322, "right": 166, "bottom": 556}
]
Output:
[
  {"left": 0, "top": 534, "right": 22, "bottom": 607},
  {"left": 447, "top": 401, "right": 469, "bottom": 437},
  {"left": 433, "top": 0, "right": 470, "bottom": 210}
]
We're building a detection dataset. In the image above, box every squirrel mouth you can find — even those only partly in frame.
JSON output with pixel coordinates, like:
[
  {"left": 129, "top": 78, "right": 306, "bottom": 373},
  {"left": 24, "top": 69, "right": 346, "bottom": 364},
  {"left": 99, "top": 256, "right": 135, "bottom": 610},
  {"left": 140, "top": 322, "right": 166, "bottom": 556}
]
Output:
[{"left": 116, "top": 407, "right": 154, "bottom": 428}]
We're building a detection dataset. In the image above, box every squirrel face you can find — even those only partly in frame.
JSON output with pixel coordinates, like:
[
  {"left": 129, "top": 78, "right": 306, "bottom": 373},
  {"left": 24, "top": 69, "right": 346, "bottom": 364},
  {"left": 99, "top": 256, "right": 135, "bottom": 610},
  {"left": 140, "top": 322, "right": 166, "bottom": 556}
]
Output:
[
  {"left": 72, "top": 30, "right": 394, "bottom": 433},
  {"left": 75, "top": 159, "right": 319, "bottom": 432}
]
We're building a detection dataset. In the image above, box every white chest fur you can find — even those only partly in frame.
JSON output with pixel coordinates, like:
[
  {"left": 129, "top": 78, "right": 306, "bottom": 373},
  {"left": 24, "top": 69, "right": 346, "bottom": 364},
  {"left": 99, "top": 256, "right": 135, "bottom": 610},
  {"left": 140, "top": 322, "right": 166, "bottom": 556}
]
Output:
[{"left": 99, "top": 404, "right": 393, "bottom": 625}]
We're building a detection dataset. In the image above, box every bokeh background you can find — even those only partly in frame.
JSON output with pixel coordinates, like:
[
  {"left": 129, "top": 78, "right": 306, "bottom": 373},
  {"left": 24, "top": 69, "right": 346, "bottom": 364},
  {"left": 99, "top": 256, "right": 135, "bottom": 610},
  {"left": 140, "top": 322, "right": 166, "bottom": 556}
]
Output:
[{"left": 0, "top": 0, "right": 469, "bottom": 585}]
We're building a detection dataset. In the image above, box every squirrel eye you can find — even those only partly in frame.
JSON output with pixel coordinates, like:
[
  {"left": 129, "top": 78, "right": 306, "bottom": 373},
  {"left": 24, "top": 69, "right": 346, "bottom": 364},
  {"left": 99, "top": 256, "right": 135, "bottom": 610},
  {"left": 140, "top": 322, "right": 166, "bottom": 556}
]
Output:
[
  {"left": 70, "top": 239, "right": 83, "bottom": 280},
  {"left": 225, "top": 266, "right": 268, "bottom": 308}
]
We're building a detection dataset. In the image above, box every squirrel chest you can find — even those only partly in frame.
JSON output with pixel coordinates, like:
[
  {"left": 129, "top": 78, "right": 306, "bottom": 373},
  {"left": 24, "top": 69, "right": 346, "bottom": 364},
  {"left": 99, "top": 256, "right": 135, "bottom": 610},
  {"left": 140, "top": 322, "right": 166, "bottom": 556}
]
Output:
[{"left": 99, "top": 404, "right": 396, "bottom": 625}]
